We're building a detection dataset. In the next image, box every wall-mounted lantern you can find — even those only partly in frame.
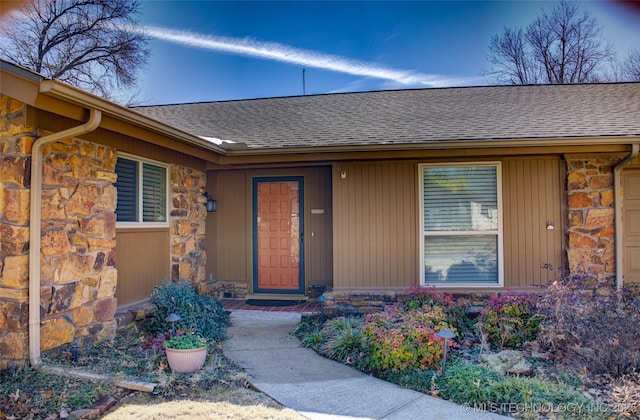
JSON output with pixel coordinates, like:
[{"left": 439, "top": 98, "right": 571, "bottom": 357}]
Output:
[{"left": 203, "top": 192, "right": 217, "bottom": 213}]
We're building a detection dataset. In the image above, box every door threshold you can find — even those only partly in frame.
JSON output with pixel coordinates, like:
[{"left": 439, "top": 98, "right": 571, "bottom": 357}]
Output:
[{"left": 246, "top": 294, "right": 308, "bottom": 301}]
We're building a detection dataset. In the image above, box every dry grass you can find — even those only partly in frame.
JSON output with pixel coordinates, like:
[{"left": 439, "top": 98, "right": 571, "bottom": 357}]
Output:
[{"left": 103, "top": 388, "right": 304, "bottom": 419}]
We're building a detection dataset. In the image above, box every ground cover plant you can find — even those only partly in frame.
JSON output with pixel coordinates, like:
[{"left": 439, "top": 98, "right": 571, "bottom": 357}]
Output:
[
  {"left": 1, "top": 283, "right": 300, "bottom": 419},
  {"left": 1, "top": 322, "right": 302, "bottom": 419},
  {"left": 296, "top": 281, "right": 640, "bottom": 419},
  {"left": 0, "top": 365, "right": 118, "bottom": 419}
]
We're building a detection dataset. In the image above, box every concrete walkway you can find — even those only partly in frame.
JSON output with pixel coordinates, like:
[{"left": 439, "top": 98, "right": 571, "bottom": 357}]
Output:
[{"left": 222, "top": 310, "right": 508, "bottom": 420}]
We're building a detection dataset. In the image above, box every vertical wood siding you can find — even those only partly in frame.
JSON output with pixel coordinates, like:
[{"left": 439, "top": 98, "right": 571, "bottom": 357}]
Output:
[
  {"left": 502, "top": 158, "right": 564, "bottom": 288},
  {"left": 115, "top": 228, "right": 170, "bottom": 306},
  {"left": 623, "top": 168, "right": 640, "bottom": 284},
  {"left": 206, "top": 167, "right": 333, "bottom": 292},
  {"left": 333, "top": 162, "right": 417, "bottom": 290},
  {"left": 332, "top": 157, "right": 563, "bottom": 291}
]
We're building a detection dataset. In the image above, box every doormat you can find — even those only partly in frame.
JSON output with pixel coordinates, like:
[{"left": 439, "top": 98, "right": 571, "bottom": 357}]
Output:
[{"left": 245, "top": 299, "right": 302, "bottom": 307}]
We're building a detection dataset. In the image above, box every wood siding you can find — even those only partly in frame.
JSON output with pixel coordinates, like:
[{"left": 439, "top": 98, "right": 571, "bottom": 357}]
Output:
[
  {"left": 205, "top": 167, "right": 333, "bottom": 293},
  {"left": 332, "top": 157, "right": 564, "bottom": 291},
  {"left": 333, "top": 162, "right": 417, "bottom": 290},
  {"left": 502, "top": 158, "right": 564, "bottom": 288},
  {"left": 623, "top": 168, "right": 640, "bottom": 284},
  {"left": 115, "top": 228, "right": 170, "bottom": 307}
]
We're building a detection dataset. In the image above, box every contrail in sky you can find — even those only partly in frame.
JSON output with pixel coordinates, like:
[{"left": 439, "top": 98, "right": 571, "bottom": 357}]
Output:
[{"left": 137, "top": 25, "right": 468, "bottom": 87}]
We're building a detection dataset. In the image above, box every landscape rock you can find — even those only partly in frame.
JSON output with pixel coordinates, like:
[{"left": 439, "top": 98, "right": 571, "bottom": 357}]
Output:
[{"left": 481, "top": 350, "right": 533, "bottom": 375}]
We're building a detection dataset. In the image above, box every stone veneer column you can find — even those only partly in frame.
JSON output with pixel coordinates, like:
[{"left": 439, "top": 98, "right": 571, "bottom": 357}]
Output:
[
  {"left": 565, "top": 155, "right": 621, "bottom": 281},
  {"left": 0, "top": 94, "right": 119, "bottom": 367},
  {"left": 169, "top": 165, "right": 207, "bottom": 285},
  {"left": 0, "top": 96, "right": 34, "bottom": 367}
]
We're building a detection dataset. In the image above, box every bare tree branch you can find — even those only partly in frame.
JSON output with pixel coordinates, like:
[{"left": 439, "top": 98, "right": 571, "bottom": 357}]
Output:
[
  {"left": 622, "top": 49, "right": 640, "bottom": 81},
  {"left": 0, "top": 0, "right": 149, "bottom": 103},
  {"left": 487, "top": 0, "right": 613, "bottom": 85}
]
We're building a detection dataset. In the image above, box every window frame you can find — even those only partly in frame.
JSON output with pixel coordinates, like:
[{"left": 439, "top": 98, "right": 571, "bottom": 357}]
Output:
[
  {"left": 115, "top": 153, "right": 170, "bottom": 228},
  {"left": 419, "top": 161, "right": 504, "bottom": 288}
]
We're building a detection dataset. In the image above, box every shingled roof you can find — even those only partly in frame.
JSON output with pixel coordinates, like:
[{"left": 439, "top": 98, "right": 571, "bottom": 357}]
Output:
[{"left": 134, "top": 83, "right": 640, "bottom": 150}]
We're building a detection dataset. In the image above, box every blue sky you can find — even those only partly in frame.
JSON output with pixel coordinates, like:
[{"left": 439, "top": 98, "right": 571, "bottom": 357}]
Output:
[{"left": 137, "top": 1, "right": 640, "bottom": 105}]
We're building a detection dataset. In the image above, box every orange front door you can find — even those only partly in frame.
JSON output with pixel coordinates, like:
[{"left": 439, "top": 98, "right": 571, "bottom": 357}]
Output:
[{"left": 253, "top": 177, "right": 304, "bottom": 294}]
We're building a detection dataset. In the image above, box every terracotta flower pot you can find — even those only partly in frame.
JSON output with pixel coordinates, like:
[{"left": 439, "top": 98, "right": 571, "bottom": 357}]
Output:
[{"left": 165, "top": 346, "right": 207, "bottom": 373}]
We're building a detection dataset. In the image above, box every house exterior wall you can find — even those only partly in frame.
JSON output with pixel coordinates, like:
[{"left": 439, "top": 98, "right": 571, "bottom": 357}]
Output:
[
  {"left": 330, "top": 157, "right": 565, "bottom": 292},
  {"left": 333, "top": 161, "right": 418, "bottom": 291},
  {"left": 204, "top": 167, "right": 333, "bottom": 298},
  {"left": 0, "top": 95, "right": 119, "bottom": 367},
  {"left": 0, "top": 94, "right": 209, "bottom": 367},
  {"left": 170, "top": 165, "right": 207, "bottom": 284},
  {"left": 565, "top": 154, "right": 620, "bottom": 281},
  {"left": 0, "top": 96, "right": 35, "bottom": 367},
  {"left": 109, "top": 163, "right": 208, "bottom": 308},
  {"left": 115, "top": 228, "right": 170, "bottom": 306}
]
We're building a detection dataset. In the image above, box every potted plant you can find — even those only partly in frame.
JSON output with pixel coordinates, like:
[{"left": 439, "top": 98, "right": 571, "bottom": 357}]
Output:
[{"left": 163, "top": 333, "right": 208, "bottom": 373}]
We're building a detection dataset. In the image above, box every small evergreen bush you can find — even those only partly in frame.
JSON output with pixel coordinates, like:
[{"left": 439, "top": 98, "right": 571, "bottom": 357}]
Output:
[
  {"left": 478, "top": 290, "right": 542, "bottom": 350},
  {"left": 144, "top": 280, "right": 230, "bottom": 342}
]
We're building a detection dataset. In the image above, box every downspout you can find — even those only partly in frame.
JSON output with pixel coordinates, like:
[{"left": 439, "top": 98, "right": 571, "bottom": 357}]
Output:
[
  {"left": 614, "top": 143, "right": 639, "bottom": 291},
  {"left": 29, "top": 108, "right": 102, "bottom": 366}
]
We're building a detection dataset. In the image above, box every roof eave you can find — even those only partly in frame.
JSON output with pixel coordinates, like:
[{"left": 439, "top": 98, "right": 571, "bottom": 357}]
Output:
[
  {"left": 38, "top": 79, "right": 229, "bottom": 155},
  {"left": 222, "top": 135, "right": 640, "bottom": 156}
]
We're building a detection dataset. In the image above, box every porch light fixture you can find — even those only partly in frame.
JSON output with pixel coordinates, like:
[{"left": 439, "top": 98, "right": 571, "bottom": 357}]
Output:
[
  {"left": 203, "top": 192, "right": 217, "bottom": 213},
  {"left": 437, "top": 328, "right": 455, "bottom": 376}
]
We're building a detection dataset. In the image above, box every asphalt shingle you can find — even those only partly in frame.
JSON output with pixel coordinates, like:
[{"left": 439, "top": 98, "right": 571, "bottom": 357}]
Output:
[{"left": 134, "top": 83, "right": 640, "bottom": 150}]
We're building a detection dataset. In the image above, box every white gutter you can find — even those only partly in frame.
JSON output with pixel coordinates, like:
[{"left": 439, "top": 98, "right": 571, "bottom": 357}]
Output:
[
  {"left": 614, "top": 143, "right": 640, "bottom": 290},
  {"left": 29, "top": 109, "right": 102, "bottom": 366}
]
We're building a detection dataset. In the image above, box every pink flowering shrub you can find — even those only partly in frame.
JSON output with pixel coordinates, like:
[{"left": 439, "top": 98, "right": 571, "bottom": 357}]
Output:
[
  {"left": 478, "top": 290, "right": 542, "bottom": 350},
  {"left": 362, "top": 304, "right": 455, "bottom": 372},
  {"left": 401, "top": 285, "right": 471, "bottom": 334}
]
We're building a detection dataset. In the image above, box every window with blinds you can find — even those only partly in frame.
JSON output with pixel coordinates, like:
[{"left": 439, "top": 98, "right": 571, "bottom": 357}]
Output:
[
  {"left": 115, "top": 156, "right": 168, "bottom": 225},
  {"left": 420, "top": 163, "right": 503, "bottom": 286}
]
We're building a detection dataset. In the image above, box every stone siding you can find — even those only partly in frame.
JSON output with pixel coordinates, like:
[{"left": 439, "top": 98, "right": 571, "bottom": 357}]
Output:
[
  {"left": 0, "top": 96, "right": 35, "bottom": 366},
  {"left": 565, "top": 155, "right": 620, "bottom": 281},
  {"left": 0, "top": 94, "right": 119, "bottom": 367},
  {"left": 170, "top": 165, "right": 207, "bottom": 284},
  {"left": 203, "top": 280, "right": 249, "bottom": 299},
  {"left": 322, "top": 290, "right": 495, "bottom": 315}
]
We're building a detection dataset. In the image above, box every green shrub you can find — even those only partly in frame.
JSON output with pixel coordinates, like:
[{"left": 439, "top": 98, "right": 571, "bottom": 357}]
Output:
[
  {"left": 318, "top": 317, "right": 364, "bottom": 364},
  {"left": 401, "top": 285, "right": 472, "bottom": 334},
  {"left": 362, "top": 305, "right": 454, "bottom": 372},
  {"left": 478, "top": 291, "right": 542, "bottom": 350},
  {"left": 144, "top": 280, "right": 230, "bottom": 342},
  {"left": 537, "top": 273, "right": 640, "bottom": 377},
  {"left": 436, "top": 362, "right": 611, "bottom": 419}
]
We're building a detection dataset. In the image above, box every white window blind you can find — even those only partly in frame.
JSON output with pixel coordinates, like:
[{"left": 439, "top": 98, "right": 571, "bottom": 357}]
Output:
[
  {"left": 142, "top": 163, "right": 167, "bottom": 222},
  {"left": 421, "top": 163, "right": 502, "bottom": 286}
]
